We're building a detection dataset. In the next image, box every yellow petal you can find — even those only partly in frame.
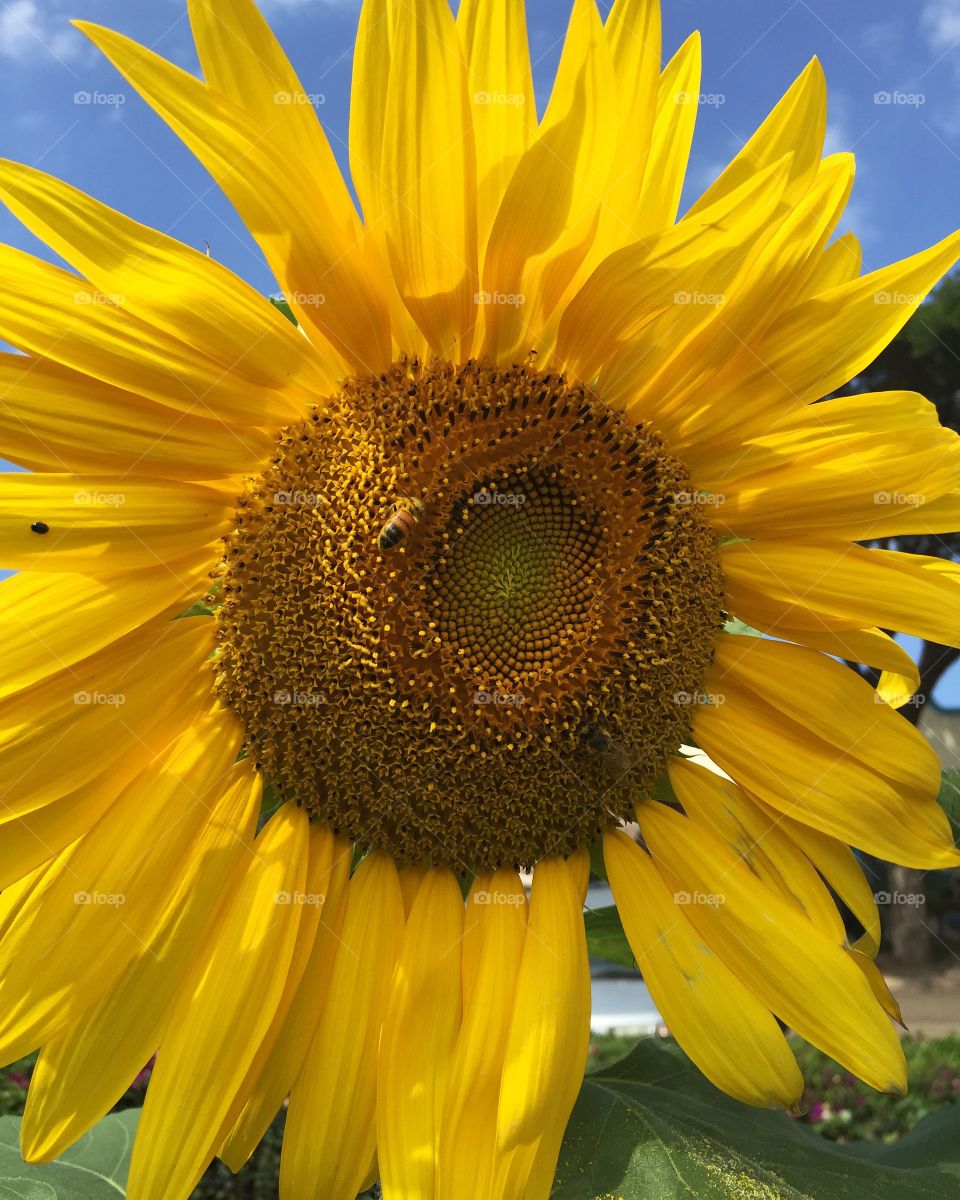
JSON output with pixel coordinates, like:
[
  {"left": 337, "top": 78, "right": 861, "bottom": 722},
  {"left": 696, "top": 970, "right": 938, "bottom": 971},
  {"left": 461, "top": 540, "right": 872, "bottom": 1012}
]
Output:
[
  {"left": 187, "top": 0, "right": 359, "bottom": 238},
  {"left": 864, "top": 488, "right": 960, "bottom": 538},
  {"left": 770, "top": 626, "right": 920, "bottom": 710},
  {"left": 379, "top": 868, "right": 463, "bottom": 1200},
  {"left": 708, "top": 635, "right": 941, "bottom": 794},
  {"left": 218, "top": 834, "right": 353, "bottom": 1172},
  {"left": 379, "top": 0, "right": 478, "bottom": 357},
  {"left": 669, "top": 758, "right": 845, "bottom": 944},
  {"left": 632, "top": 33, "right": 700, "bottom": 233},
  {"left": 350, "top": 0, "right": 398, "bottom": 226},
  {"left": 695, "top": 639, "right": 956, "bottom": 868},
  {"left": 399, "top": 863, "right": 431, "bottom": 916},
  {"left": 0, "top": 246, "right": 300, "bottom": 426},
  {"left": 280, "top": 851, "right": 404, "bottom": 1200},
  {"left": 202, "top": 822, "right": 336, "bottom": 1158},
  {"left": 0, "top": 561, "right": 211, "bottom": 703},
  {"left": 848, "top": 949, "right": 905, "bottom": 1027},
  {"left": 0, "top": 473, "right": 229, "bottom": 572},
  {"left": 0, "top": 863, "right": 48, "bottom": 940},
  {"left": 494, "top": 855, "right": 590, "bottom": 1199},
  {"left": 0, "top": 766, "right": 123, "bottom": 890},
  {"left": 480, "top": 0, "right": 616, "bottom": 361},
  {"left": 75, "top": 20, "right": 392, "bottom": 372},
  {"left": 636, "top": 801, "right": 906, "bottom": 1093},
  {"left": 688, "top": 59, "right": 825, "bottom": 219},
  {"left": 722, "top": 539, "right": 960, "bottom": 648},
  {"left": 462, "top": 870, "right": 493, "bottom": 1010},
  {"left": 458, "top": 0, "right": 536, "bottom": 254},
  {"left": 0, "top": 617, "right": 214, "bottom": 823},
  {"left": 0, "top": 707, "right": 243, "bottom": 1064},
  {"left": 0, "top": 159, "right": 332, "bottom": 405},
  {"left": 697, "top": 388, "right": 950, "bottom": 488},
  {"left": 20, "top": 764, "right": 261, "bottom": 1163},
  {"left": 438, "top": 868, "right": 526, "bottom": 1199},
  {"left": 126, "top": 805, "right": 309, "bottom": 1200},
  {"left": 676, "top": 228, "right": 960, "bottom": 468},
  {"left": 585, "top": 0, "right": 661, "bottom": 259},
  {"left": 706, "top": 400, "right": 960, "bottom": 541},
  {"left": 348, "top": 0, "right": 431, "bottom": 360},
  {"left": 770, "top": 813, "right": 882, "bottom": 958},
  {"left": 0, "top": 354, "right": 270, "bottom": 479},
  {"left": 605, "top": 829, "right": 802, "bottom": 1107},
  {"left": 622, "top": 152, "right": 854, "bottom": 424},
  {"left": 559, "top": 158, "right": 789, "bottom": 382},
  {"left": 795, "top": 230, "right": 861, "bottom": 301}
]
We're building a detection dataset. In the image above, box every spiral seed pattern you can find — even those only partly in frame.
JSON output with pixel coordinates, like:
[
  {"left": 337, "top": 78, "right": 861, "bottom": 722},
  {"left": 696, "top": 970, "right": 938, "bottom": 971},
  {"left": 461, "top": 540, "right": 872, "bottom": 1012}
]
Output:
[{"left": 213, "top": 358, "right": 724, "bottom": 870}]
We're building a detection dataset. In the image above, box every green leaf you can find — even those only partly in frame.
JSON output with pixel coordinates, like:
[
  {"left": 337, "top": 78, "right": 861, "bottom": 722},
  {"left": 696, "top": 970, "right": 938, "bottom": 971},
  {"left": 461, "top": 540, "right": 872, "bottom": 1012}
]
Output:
[
  {"left": 936, "top": 769, "right": 960, "bottom": 843},
  {"left": 269, "top": 295, "right": 298, "bottom": 326},
  {"left": 0, "top": 1110, "right": 139, "bottom": 1198},
  {"left": 584, "top": 905, "right": 635, "bottom": 971},
  {"left": 173, "top": 599, "right": 214, "bottom": 620},
  {"left": 554, "top": 1040, "right": 960, "bottom": 1199},
  {"left": 723, "top": 618, "right": 763, "bottom": 638},
  {"left": 587, "top": 841, "right": 607, "bottom": 883},
  {"left": 257, "top": 784, "right": 283, "bottom": 831},
  {"left": 842, "top": 1104, "right": 960, "bottom": 1175}
]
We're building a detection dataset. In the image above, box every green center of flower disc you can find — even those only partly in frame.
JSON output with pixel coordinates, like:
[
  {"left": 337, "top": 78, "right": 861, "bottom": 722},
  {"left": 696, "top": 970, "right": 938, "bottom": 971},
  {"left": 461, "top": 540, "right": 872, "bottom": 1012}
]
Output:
[{"left": 213, "top": 359, "right": 725, "bottom": 871}]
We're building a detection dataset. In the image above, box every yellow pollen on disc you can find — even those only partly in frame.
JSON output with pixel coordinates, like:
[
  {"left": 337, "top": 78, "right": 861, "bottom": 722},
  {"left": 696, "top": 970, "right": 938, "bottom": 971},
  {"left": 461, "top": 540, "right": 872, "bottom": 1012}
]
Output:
[{"left": 212, "top": 358, "right": 724, "bottom": 871}]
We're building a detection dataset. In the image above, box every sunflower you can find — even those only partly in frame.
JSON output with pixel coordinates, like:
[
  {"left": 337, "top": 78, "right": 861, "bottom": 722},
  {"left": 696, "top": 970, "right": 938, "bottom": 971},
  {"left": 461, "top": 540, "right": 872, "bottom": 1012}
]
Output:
[{"left": 0, "top": 0, "right": 959, "bottom": 1196}]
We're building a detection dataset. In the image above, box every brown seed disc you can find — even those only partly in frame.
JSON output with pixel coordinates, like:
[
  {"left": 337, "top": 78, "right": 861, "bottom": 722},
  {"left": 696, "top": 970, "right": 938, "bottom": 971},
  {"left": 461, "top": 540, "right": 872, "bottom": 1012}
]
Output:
[{"left": 213, "top": 358, "right": 725, "bottom": 870}]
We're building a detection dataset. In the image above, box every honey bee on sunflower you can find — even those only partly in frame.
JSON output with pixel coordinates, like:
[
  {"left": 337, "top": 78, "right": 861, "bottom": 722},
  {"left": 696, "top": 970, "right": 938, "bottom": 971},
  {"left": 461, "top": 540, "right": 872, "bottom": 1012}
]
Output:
[{"left": 0, "top": 0, "right": 957, "bottom": 1198}]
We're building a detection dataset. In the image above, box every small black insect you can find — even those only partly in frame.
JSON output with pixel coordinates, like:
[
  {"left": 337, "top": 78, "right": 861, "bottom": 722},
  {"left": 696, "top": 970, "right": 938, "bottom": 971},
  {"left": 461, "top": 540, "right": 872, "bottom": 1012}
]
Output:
[{"left": 30, "top": 521, "right": 50, "bottom": 535}]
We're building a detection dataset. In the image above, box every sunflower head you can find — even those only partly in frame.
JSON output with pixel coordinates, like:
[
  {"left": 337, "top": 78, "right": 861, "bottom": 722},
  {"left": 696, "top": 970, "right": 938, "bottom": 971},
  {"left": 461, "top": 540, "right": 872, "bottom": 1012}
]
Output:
[
  {"left": 0, "top": 1, "right": 959, "bottom": 1199},
  {"left": 214, "top": 355, "right": 725, "bottom": 869}
]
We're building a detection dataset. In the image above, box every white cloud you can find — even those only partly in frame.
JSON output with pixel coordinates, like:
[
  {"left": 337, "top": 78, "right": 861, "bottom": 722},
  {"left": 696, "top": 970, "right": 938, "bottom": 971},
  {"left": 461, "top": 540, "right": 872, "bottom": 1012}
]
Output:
[
  {"left": 824, "top": 120, "right": 851, "bottom": 155},
  {"left": 823, "top": 89, "right": 854, "bottom": 155},
  {"left": 922, "top": 0, "right": 960, "bottom": 53},
  {"left": 0, "top": 0, "right": 80, "bottom": 63}
]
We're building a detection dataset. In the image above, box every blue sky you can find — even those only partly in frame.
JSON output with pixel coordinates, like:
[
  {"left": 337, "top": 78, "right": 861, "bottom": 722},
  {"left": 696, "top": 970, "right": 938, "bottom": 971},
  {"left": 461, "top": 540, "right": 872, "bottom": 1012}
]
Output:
[{"left": 0, "top": 0, "right": 958, "bottom": 705}]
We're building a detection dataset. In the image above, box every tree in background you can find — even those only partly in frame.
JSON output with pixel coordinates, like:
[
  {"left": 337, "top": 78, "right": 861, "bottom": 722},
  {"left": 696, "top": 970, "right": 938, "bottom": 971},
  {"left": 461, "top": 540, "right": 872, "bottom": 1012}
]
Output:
[{"left": 846, "top": 271, "right": 960, "bottom": 968}]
